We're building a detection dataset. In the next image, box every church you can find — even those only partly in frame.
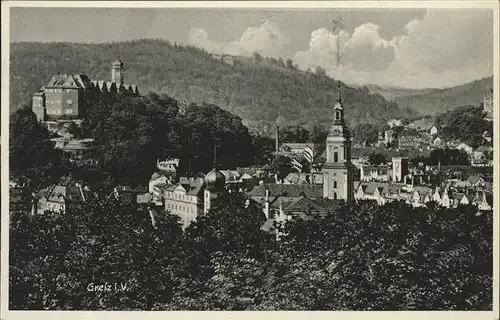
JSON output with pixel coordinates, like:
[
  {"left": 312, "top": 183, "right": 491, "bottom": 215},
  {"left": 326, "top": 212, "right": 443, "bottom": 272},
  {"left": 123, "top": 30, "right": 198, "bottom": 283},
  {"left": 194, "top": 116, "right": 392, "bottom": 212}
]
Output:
[{"left": 254, "top": 84, "right": 355, "bottom": 223}]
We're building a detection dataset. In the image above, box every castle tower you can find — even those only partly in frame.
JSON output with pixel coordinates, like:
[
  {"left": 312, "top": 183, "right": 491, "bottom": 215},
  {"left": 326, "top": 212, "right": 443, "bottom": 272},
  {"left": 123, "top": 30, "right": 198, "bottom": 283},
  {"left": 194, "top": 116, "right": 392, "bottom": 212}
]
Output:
[
  {"left": 111, "top": 59, "right": 124, "bottom": 83},
  {"left": 322, "top": 83, "right": 354, "bottom": 202}
]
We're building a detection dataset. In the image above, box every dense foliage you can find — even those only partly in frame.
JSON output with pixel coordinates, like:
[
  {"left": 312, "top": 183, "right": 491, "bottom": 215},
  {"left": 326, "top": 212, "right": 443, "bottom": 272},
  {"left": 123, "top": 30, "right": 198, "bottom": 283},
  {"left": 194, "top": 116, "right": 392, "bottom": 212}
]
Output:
[
  {"left": 10, "top": 40, "right": 416, "bottom": 132},
  {"left": 9, "top": 93, "right": 271, "bottom": 190},
  {"left": 10, "top": 196, "right": 492, "bottom": 310},
  {"left": 436, "top": 105, "right": 492, "bottom": 148},
  {"left": 9, "top": 106, "right": 65, "bottom": 188},
  {"left": 86, "top": 92, "right": 261, "bottom": 187}
]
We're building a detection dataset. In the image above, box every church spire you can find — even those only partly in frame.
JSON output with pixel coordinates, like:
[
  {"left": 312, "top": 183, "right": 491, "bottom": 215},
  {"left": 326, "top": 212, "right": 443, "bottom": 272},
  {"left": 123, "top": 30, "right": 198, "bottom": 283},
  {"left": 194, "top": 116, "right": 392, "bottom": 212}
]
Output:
[{"left": 337, "top": 81, "right": 342, "bottom": 103}]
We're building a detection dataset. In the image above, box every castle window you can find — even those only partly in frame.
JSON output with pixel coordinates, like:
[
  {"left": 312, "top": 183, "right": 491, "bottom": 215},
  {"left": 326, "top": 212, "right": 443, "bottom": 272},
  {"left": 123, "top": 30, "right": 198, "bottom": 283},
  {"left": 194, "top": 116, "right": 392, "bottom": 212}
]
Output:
[{"left": 334, "top": 152, "right": 339, "bottom": 162}]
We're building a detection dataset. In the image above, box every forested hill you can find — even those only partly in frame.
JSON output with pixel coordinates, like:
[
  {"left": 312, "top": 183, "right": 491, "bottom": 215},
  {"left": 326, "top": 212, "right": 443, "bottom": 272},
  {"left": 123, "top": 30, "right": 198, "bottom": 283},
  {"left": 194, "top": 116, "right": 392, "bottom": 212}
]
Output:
[
  {"left": 391, "top": 76, "right": 493, "bottom": 116},
  {"left": 10, "top": 39, "right": 417, "bottom": 130}
]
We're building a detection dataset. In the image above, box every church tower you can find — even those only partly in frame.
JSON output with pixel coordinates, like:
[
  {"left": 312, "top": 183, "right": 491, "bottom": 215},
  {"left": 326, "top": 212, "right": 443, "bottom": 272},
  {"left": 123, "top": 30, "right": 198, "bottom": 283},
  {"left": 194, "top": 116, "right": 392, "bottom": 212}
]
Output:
[
  {"left": 322, "top": 83, "right": 354, "bottom": 202},
  {"left": 111, "top": 59, "right": 124, "bottom": 83}
]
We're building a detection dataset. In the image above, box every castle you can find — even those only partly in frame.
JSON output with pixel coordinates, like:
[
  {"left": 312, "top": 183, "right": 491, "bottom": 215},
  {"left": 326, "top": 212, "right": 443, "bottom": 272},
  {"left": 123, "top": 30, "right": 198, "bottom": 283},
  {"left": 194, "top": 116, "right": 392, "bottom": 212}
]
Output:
[{"left": 32, "top": 59, "right": 139, "bottom": 122}]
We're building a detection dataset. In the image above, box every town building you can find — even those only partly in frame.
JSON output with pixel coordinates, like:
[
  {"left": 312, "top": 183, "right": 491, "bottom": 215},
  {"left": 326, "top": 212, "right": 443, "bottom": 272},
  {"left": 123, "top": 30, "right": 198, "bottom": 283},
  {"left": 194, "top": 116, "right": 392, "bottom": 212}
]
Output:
[
  {"left": 322, "top": 85, "right": 355, "bottom": 201},
  {"left": 398, "top": 129, "right": 425, "bottom": 150},
  {"left": 32, "top": 183, "right": 86, "bottom": 214},
  {"left": 392, "top": 157, "right": 409, "bottom": 183},
  {"left": 164, "top": 177, "right": 205, "bottom": 229},
  {"left": 51, "top": 137, "right": 97, "bottom": 166},
  {"left": 248, "top": 183, "right": 323, "bottom": 220}
]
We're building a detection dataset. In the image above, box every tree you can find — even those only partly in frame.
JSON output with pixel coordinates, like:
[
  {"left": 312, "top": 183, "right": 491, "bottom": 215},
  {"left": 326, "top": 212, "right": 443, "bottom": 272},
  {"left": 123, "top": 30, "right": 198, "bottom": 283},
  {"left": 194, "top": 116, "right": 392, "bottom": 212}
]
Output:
[
  {"left": 67, "top": 122, "right": 82, "bottom": 139},
  {"left": 368, "top": 152, "right": 388, "bottom": 165},
  {"left": 436, "top": 106, "right": 492, "bottom": 148},
  {"left": 9, "top": 106, "right": 63, "bottom": 189},
  {"left": 10, "top": 195, "right": 185, "bottom": 310}
]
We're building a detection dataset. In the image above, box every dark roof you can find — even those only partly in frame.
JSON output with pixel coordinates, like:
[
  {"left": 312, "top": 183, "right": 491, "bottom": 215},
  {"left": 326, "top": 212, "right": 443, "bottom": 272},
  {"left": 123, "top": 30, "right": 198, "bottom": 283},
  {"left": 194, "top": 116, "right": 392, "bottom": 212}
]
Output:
[
  {"left": 133, "top": 185, "right": 147, "bottom": 193},
  {"left": 170, "top": 178, "right": 205, "bottom": 196},
  {"left": 283, "top": 196, "right": 327, "bottom": 214},
  {"left": 46, "top": 74, "right": 93, "bottom": 88},
  {"left": 248, "top": 183, "right": 323, "bottom": 199},
  {"left": 46, "top": 185, "right": 85, "bottom": 204}
]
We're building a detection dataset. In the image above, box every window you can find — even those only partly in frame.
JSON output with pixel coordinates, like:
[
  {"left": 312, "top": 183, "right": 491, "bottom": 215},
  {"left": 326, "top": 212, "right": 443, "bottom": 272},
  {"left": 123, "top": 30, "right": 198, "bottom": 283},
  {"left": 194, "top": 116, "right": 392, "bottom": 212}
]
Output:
[
  {"left": 333, "top": 180, "right": 338, "bottom": 188},
  {"left": 335, "top": 111, "right": 341, "bottom": 120},
  {"left": 334, "top": 152, "right": 339, "bottom": 162},
  {"left": 333, "top": 192, "right": 338, "bottom": 200},
  {"left": 66, "top": 109, "right": 73, "bottom": 114},
  {"left": 67, "top": 100, "right": 72, "bottom": 105},
  {"left": 67, "top": 89, "right": 72, "bottom": 93}
]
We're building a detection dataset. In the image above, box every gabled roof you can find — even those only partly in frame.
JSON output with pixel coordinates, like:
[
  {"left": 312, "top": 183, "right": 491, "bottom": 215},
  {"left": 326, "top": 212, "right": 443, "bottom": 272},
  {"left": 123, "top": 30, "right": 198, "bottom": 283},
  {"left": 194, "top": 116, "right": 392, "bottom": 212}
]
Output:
[
  {"left": 115, "top": 185, "right": 132, "bottom": 192},
  {"left": 283, "top": 196, "right": 327, "bottom": 214},
  {"left": 248, "top": 183, "right": 322, "bottom": 199},
  {"left": 46, "top": 185, "right": 85, "bottom": 204},
  {"left": 413, "top": 186, "right": 433, "bottom": 197},
  {"left": 450, "top": 192, "right": 465, "bottom": 201},
  {"left": 133, "top": 185, "right": 147, "bottom": 193},
  {"left": 171, "top": 177, "right": 205, "bottom": 196},
  {"left": 281, "top": 143, "right": 315, "bottom": 150},
  {"left": 466, "top": 175, "right": 484, "bottom": 185},
  {"left": 46, "top": 74, "right": 93, "bottom": 88}
]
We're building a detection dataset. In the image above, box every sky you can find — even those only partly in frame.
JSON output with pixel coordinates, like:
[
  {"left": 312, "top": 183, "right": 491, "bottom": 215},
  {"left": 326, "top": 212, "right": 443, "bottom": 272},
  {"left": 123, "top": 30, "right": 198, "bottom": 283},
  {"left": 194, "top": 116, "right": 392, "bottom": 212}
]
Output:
[{"left": 10, "top": 7, "right": 494, "bottom": 89}]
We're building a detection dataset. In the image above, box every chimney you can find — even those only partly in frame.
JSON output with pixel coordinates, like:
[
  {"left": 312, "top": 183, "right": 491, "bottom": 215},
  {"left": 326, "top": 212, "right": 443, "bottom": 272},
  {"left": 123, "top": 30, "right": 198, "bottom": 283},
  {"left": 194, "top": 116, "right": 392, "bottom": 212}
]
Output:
[
  {"left": 275, "top": 125, "right": 280, "bottom": 153},
  {"left": 264, "top": 189, "right": 270, "bottom": 219}
]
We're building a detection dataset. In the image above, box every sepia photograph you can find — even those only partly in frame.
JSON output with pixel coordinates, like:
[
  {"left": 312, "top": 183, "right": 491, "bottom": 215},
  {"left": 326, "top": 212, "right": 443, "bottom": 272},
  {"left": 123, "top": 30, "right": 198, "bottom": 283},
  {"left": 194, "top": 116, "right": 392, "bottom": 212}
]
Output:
[{"left": 1, "top": 1, "right": 498, "bottom": 317}]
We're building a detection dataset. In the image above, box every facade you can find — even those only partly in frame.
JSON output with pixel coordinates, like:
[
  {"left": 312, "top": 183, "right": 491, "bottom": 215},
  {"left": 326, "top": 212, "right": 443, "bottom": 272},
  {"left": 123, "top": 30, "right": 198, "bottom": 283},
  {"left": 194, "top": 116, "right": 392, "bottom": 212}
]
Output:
[
  {"left": 33, "top": 184, "right": 86, "bottom": 214},
  {"left": 164, "top": 177, "right": 205, "bottom": 229},
  {"left": 279, "top": 143, "right": 315, "bottom": 163},
  {"left": 157, "top": 158, "right": 179, "bottom": 174},
  {"left": 32, "top": 60, "right": 139, "bottom": 122},
  {"left": 163, "top": 166, "right": 226, "bottom": 229},
  {"left": 398, "top": 130, "right": 424, "bottom": 149},
  {"left": 392, "top": 157, "right": 409, "bottom": 183},
  {"left": 322, "top": 85, "right": 355, "bottom": 202}
]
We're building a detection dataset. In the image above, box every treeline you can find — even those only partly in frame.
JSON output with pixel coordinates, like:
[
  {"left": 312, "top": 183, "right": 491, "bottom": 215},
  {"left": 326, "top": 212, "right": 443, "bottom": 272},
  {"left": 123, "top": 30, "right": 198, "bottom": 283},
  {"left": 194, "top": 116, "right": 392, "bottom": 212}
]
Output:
[
  {"left": 435, "top": 105, "right": 492, "bottom": 148},
  {"left": 10, "top": 93, "right": 279, "bottom": 190},
  {"left": 393, "top": 76, "right": 493, "bottom": 116},
  {"left": 10, "top": 193, "right": 492, "bottom": 310},
  {"left": 10, "top": 39, "right": 417, "bottom": 132}
]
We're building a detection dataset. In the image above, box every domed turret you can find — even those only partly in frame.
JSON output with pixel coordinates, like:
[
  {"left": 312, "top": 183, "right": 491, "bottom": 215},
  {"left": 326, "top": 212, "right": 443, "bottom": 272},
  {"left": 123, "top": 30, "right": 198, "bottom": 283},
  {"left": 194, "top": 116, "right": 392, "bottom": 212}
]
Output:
[{"left": 204, "top": 168, "right": 226, "bottom": 191}]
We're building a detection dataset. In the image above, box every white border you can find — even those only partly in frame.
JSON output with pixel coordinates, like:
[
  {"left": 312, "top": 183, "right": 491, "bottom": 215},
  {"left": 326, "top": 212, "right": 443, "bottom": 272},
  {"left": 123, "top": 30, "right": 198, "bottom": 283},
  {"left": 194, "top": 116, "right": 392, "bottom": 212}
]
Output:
[{"left": 1, "top": 1, "right": 499, "bottom": 320}]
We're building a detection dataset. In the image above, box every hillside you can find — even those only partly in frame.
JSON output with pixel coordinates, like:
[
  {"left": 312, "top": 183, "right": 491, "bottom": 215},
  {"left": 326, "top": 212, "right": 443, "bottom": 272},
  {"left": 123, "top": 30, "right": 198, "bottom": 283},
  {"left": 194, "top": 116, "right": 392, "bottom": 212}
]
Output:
[
  {"left": 389, "top": 77, "right": 493, "bottom": 116},
  {"left": 10, "top": 39, "right": 417, "bottom": 132},
  {"left": 360, "top": 84, "right": 437, "bottom": 101}
]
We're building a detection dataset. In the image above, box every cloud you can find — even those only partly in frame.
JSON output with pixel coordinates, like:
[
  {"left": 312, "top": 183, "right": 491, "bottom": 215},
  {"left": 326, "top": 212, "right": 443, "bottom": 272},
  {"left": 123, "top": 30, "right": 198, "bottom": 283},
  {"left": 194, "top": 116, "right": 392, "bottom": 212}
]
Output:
[
  {"left": 188, "top": 21, "right": 288, "bottom": 57},
  {"left": 293, "top": 10, "right": 493, "bottom": 88}
]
